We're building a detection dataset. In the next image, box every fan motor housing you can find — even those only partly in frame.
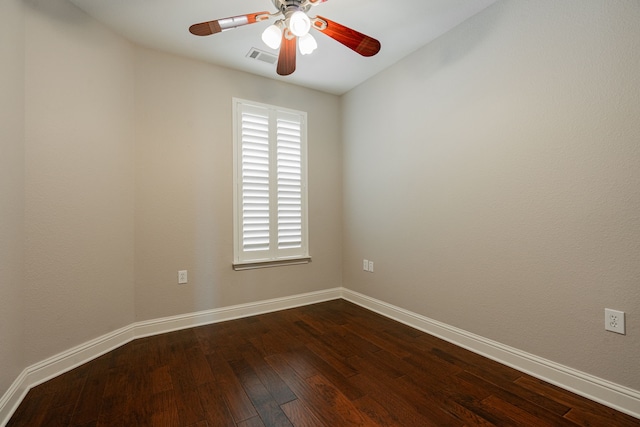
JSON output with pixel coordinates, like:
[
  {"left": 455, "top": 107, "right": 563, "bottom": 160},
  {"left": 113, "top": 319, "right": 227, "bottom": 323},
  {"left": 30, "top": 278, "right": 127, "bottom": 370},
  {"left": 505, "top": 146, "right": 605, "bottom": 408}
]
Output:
[{"left": 272, "top": 0, "right": 310, "bottom": 14}]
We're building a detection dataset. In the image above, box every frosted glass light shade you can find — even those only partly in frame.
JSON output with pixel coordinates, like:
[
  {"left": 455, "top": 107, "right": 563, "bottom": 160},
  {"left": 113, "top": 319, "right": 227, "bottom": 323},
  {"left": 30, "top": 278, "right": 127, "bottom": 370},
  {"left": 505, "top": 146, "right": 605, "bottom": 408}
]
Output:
[
  {"left": 289, "top": 11, "right": 311, "bottom": 37},
  {"left": 298, "top": 33, "right": 318, "bottom": 55},
  {"left": 262, "top": 24, "right": 282, "bottom": 49}
]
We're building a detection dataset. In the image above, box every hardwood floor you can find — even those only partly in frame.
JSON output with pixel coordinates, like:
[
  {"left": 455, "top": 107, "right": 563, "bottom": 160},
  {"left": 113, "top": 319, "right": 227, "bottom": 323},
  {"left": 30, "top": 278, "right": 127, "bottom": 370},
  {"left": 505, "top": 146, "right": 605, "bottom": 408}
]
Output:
[{"left": 7, "top": 300, "right": 639, "bottom": 426}]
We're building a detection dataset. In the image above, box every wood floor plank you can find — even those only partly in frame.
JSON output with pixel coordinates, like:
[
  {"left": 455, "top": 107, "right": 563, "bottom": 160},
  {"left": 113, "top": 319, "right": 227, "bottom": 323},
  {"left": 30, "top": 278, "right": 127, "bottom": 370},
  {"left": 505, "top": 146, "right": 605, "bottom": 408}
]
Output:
[
  {"left": 457, "top": 371, "right": 579, "bottom": 426},
  {"left": 149, "top": 364, "right": 173, "bottom": 394},
  {"left": 481, "top": 394, "right": 562, "bottom": 427},
  {"left": 172, "top": 386, "right": 206, "bottom": 427},
  {"left": 305, "top": 373, "right": 378, "bottom": 426},
  {"left": 266, "top": 353, "right": 345, "bottom": 426},
  {"left": 348, "top": 372, "right": 443, "bottom": 427},
  {"left": 433, "top": 344, "right": 576, "bottom": 419},
  {"left": 194, "top": 324, "right": 225, "bottom": 355},
  {"left": 37, "top": 403, "right": 75, "bottom": 427},
  {"left": 197, "top": 381, "right": 236, "bottom": 427},
  {"left": 150, "top": 389, "right": 181, "bottom": 427},
  {"left": 323, "top": 325, "right": 382, "bottom": 358},
  {"left": 294, "top": 310, "right": 342, "bottom": 337},
  {"left": 6, "top": 392, "right": 55, "bottom": 427},
  {"left": 46, "top": 375, "right": 86, "bottom": 415},
  {"left": 350, "top": 394, "right": 404, "bottom": 427},
  {"left": 94, "top": 395, "right": 129, "bottom": 426},
  {"left": 342, "top": 321, "right": 412, "bottom": 359},
  {"left": 184, "top": 345, "right": 218, "bottom": 386},
  {"left": 68, "top": 356, "right": 111, "bottom": 426},
  {"left": 7, "top": 300, "right": 638, "bottom": 427},
  {"left": 241, "top": 341, "right": 298, "bottom": 406},
  {"left": 390, "top": 375, "right": 467, "bottom": 426},
  {"left": 346, "top": 353, "right": 402, "bottom": 383},
  {"left": 281, "top": 345, "right": 364, "bottom": 400},
  {"left": 280, "top": 399, "right": 325, "bottom": 427},
  {"left": 431, "top": 345, "right": 523, "bottom": 384},
  {"left": 395, "top": 367, "right": 505, "bottom": 426},
  {"left": 304, "top": 341, "right": 359, "bottom": 379},
  {"left": 236, "top": 416, "right": 266, "bottom": 427},
  {"left": 267, "top": 353, "right": 374, "bottom": 426},
  {"left": 515, "top": 375, "right": 640, "bottom": 427},
  {"left": 228, "top": 357, "right": 294, "bottom": 427},
  {"left": 206, "top": 352, "right": 259, "bottom": 423},
  {"left": 168, "top": 353, "right": 207, "bottom": 426},
  {"left": 249, "top": 325, "right": 305, "bottom": 358}
]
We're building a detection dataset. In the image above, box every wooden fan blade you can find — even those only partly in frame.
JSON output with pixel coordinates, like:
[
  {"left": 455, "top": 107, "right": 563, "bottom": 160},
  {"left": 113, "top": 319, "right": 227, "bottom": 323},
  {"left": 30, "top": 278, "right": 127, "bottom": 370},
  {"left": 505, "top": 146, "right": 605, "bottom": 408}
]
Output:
[
  {"left": 312, "top": 16, "right": 381, "bottom": 57},
  {"left": 277, "top": 31, "right": 297, "bottom": 76},
  {"left": 189, "top": 11, "right": 270, "bottom": 36}
]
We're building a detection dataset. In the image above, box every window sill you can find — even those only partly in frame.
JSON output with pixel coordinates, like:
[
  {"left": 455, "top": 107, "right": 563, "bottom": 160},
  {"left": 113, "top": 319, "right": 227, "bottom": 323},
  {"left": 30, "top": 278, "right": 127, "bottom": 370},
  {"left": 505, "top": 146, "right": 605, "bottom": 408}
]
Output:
[{"left": 233, "top": 257, "right": 311, "bottom": 271}]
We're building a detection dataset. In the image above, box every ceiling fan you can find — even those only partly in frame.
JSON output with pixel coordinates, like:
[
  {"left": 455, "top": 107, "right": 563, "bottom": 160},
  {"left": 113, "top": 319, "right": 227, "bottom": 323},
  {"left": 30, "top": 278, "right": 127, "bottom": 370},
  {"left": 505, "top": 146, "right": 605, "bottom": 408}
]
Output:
[{"left": 189, "top": 0, "right": 381, "bottom": 76}]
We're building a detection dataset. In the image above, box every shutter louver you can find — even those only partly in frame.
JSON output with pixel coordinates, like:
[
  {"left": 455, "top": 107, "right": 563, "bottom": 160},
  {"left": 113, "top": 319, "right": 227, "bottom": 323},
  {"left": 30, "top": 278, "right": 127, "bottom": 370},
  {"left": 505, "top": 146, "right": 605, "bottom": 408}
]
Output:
[
  {"left": 241, "top": 109, "right": 270, "bottom": 252},
  {"left": 277, "top": 116, "right": 303, "bottom": 249}
]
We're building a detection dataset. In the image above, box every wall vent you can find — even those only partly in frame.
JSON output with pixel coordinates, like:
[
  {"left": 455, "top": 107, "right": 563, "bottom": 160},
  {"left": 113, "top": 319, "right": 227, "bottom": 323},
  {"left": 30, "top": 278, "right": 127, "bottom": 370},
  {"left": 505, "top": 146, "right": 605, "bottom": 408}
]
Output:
[{"left": 246, "top": 48, "right": 278, "bottom": 65}]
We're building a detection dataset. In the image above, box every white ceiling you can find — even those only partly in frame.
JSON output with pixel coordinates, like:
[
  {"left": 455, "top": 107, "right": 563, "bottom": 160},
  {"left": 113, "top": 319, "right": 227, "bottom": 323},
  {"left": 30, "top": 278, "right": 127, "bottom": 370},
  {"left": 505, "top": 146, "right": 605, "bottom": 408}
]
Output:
[{"left": 68, "top": 0, "right": 497, "bottom": 95}]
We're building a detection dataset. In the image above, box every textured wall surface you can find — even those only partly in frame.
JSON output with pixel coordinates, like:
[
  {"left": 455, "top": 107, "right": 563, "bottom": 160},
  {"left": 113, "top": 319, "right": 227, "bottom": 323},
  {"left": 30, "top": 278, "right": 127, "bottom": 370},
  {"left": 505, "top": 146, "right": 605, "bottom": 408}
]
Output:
[
  {"left": 24, "top": 0, "right": 136, "bottom": 366},
  {"left": 0, "top": 0, "right": 25, "bottom": 397},
  {"left": 133, "top": 48, "right": 343, "bottom": 321},
  {"left": 342, "top": 0, "right": 640, "bottom": 390}
]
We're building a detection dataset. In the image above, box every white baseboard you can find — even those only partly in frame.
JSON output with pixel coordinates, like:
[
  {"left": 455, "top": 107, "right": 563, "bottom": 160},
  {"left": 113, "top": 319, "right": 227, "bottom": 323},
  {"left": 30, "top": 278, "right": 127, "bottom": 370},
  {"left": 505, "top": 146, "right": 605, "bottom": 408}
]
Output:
[
  {"left": 0, "top": 287, "right": 342, "bottom": 426},
  {"left": 342, "top": 288, "right": 640, "bottom": 420},
  {"left": 0, "top": 371, "right": 27, "bottom": 427},
  {"left": 2, "top": 287, "right": 638, "bottom": 425},
  {"left": 133, "top": 288, "right": 342, "bottom": 339}
]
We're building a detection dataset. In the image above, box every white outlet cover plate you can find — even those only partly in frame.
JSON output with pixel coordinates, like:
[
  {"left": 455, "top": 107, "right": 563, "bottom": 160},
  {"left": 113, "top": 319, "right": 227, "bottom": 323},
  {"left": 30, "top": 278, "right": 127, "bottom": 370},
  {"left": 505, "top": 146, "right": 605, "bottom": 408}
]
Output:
[
  {"left": 605, "top": 308, "right": 625, "bottom": 334},
  {"left": 178, "top": 270, "right": 188, "bottom": 284}
]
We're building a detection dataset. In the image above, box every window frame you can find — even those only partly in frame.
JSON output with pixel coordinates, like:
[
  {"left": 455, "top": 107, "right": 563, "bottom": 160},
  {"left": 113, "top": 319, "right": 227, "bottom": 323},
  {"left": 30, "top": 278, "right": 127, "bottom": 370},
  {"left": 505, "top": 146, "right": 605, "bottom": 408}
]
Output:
[{"left": 232, "top": 98, "right": 310, "bottom": 270}]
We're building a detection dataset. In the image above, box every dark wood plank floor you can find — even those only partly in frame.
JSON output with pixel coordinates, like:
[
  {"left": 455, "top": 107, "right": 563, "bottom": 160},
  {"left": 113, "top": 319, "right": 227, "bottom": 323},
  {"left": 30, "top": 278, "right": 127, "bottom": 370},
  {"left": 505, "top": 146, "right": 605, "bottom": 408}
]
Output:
[{"left": 7, "top": 300, "right": 639, "bottom": 426}]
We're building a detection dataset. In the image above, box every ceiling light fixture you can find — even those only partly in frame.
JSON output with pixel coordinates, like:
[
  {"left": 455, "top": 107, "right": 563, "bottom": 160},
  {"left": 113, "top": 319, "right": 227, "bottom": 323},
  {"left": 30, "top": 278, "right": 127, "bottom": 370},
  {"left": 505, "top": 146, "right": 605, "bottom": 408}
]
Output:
[
  {"left": 298, "top": 33, "right": 317, "bottom": 55},
  {"left": 261, "top": 21, "right": 283, "bottom": 49},
  {"left": 288, "top": 10, "right": 311, "bottom": 37}
]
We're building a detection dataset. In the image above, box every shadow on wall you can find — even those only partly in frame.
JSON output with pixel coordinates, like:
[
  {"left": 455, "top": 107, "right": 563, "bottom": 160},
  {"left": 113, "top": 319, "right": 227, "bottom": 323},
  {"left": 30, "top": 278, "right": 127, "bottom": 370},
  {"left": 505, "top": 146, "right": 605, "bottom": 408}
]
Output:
[
  {"left": 23, "top": 0, "right": 92, "bottom": 26},
  {"left": 403, "top": 2, "right": 503, "bottom": 81}
]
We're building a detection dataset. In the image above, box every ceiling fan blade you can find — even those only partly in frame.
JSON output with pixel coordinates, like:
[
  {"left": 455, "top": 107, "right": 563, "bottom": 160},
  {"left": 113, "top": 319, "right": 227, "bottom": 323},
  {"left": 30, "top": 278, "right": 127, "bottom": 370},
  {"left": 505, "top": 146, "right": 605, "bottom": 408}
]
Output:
[
  {"left": 189, "top": 11, "right": 270, "bottom": 36},
  {"left": 277, "top": 31, "right": 297, "bottom": 76},
  {"left": 312, "top": 16, "right": 381, "bottom": 57}
]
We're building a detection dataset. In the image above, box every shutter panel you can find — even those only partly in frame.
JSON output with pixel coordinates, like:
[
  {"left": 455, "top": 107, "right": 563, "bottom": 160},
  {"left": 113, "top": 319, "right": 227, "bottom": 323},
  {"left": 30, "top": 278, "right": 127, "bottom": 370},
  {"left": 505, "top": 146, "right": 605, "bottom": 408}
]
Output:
[
  {"left": 240, "top": 107, "right": 270, "bottom": 252},
  {"left": 277, "top": 113, "right": 303, "bottom": 250}
]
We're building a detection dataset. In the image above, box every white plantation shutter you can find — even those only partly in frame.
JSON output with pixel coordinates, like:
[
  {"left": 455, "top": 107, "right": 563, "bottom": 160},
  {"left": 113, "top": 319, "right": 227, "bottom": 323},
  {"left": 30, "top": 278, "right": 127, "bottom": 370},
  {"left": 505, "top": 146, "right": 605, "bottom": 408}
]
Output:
[
  {"left": 277, "top": 113, "right": 303, "bottom": 250},
  {"left": 240, "top": 106, "right": 271, "bottom": 252},
  {"left": 233, "top": 99, "right": 308, "bottom": 267}
]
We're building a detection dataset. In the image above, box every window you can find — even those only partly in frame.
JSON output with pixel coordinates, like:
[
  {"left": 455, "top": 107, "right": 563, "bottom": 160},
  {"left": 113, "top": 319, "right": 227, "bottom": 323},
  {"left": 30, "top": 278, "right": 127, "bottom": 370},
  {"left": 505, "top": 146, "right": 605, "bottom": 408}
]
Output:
[{"left": 232, "top": 98, "right": 309, "bottom": 269}]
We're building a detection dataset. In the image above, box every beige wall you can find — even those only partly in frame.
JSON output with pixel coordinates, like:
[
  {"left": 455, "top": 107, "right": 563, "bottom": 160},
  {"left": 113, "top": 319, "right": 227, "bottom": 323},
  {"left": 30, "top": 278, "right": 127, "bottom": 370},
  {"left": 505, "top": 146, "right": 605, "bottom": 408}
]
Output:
[
  {"left": 342, "top": 0, "right": 640, "bottom": 390},
  {"left": 23, "top": 0, "right": 136, "bottom": 365},
  {"left": 133, "top": 48, "right": 342, "bottom": 321},
  {"left": 0, "top": 0, "right": 25, "bottom": 395}
]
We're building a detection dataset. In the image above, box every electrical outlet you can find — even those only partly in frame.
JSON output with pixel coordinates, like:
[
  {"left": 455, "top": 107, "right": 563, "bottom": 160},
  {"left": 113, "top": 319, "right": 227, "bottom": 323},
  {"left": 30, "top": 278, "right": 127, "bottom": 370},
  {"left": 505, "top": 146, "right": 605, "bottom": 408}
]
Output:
[
  {"left": 363, "top": 259, "right": 369, "bottom": 271},
  {"left": 368, "top": 261, "right": 374, "bottom": 273},
  {"left": 605, "top": 309, "right": 625, "bottom": 334},
  {"left": 178, "top": 270, "right": 188, "bottom": 284}
]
